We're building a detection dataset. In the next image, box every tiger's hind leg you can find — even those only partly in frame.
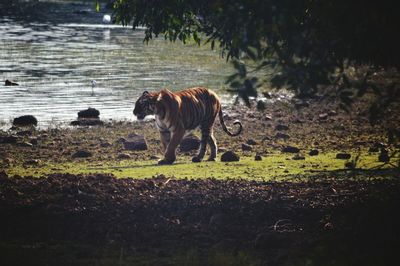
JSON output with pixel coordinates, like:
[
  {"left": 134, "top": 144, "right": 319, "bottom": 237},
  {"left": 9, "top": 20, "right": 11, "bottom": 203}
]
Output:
[
  {"left": 207, "top": 133, "right": 217, "bottom": 161},
  {"left": 192, "top": 116, "right": 217, "bottom": 163}
]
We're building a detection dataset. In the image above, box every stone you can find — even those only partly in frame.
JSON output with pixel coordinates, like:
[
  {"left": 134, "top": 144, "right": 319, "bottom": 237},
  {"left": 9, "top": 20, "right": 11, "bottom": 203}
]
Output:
[
  {"left": 345, "top": 161, "right": 356, "bottom": 169},
  {"left": 221, "top": 151, "right": 240, "bottom": 162},
  {"left": 19, "top": 142, "right": 33, "bottom": 147},
  {"left": 292, "top": 154, "right": 305, "bottom": 160},
  {"left": 256, "top": 100, "right": 266, "bottom": 111},
  {"left": 5, "top": 79, "right": 19, "bottom": 86},
  {"left": 13, "top": 115, "right": 38, "bottom": 127},
  {"left": 378, "top": 149, "right": 390, "bottom": 162},
  {"left": 241, "top": 143, "right": 253, "bottom": 151},
  {"left": 309, "top": 149, "right": 319, "bottom": 156},
  {"left": 246, "top": 139, "right": 257, "bottom": 145},
  {"left": 294, "top": 100, "right": 310, "bottom": 108},
  {"left": 78, "top": 107, "right": 100, "bottom": 119},
  {"left": 123, "top": 134, "right": 148, "bottom": 151},
  {"left": 368, "top": 147, "right": 379, "bottom": 153},
  {"left": 70, "top": 119, "right": 103, "bottom": 126},
  {"left": 72, "top": 150, "right": 92, "bottom": 158},
  {"left": 25, "top": 159, "right": 40, "bottom": 165},
  {"left": 275, "top": 132, "right": 290, "bottom": 140},
  {"left": 255, "top": 155, "right": 262, "bottom": 161},
  {"left": 336, "top": 153, "right": 351, "bottom": 160},
  {"left": 117, "top": 153, "right": 131, "bottom": 159},
  {"left": 0, "top": 135, "right": 18, "bottom": 144},
  {"left": 179, "top": 134, "right": 200, "bottom": 152},
  {"left": 318, "top": 113, "right": 328, "bottom": 120},
  {"left": 275, "top": 124, "right": 289, "bottom": 131},
  {"left": 328, "top": 110, "right": 337, "bottom": 116},
  {"left": 100, "top": 142, "right": 111, "bottom": 148},
  {"left": 264, "top": 115, "right": 272, "bottom": 121},
  {"left": 282, "top": 146, "right": 300, "bottom": 153},
  {"left": 373, "top": 142, "right": 387, "bottom": 149},
  {"left": 29, "top": 138, "right": 38, "bottom": 145},
  {"left": 16, "top": 130, "right": 32, "bottom": 136}
]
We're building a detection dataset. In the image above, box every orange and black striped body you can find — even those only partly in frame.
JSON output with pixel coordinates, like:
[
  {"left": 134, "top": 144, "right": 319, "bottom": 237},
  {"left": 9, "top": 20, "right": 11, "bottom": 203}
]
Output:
[{"left": 133, "top": 87, "right": 242, "bottom": 164}]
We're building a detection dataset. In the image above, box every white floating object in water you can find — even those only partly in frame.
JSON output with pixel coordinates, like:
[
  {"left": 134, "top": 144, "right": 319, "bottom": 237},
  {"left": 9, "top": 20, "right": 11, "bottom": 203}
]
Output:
[
  {"left": 102, "top": 14, "right": 111, "bottom": 24},
  {"left": 91, "top": 80, "right": 97, "bottom": 87}
]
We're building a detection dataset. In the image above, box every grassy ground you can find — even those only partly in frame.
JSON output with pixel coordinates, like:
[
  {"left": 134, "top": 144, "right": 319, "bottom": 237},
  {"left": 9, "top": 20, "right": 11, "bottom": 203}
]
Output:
[
  {"left": 5, "top": 151, "right": 392, "bottom": 180},
  {"left": 1, "top": 94, "right": 399, "bottom": 180}
]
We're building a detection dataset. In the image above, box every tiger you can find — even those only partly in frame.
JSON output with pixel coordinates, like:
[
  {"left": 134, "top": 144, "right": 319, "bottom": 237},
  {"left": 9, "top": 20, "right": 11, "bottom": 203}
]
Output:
[{"left": 133, "top": 87, "right": 242, "bottom": 165}]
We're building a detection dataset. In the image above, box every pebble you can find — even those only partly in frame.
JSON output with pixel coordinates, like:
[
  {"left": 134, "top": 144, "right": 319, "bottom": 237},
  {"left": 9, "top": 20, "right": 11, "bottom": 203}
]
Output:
[{"left": 221, "top": 151, "right": 240, "bottom": 162}]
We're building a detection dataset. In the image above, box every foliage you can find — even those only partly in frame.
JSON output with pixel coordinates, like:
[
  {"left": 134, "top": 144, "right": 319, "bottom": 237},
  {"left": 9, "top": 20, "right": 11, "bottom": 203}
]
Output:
[{"left": 111, "top": 0, "right": 399, "bottom": 109}]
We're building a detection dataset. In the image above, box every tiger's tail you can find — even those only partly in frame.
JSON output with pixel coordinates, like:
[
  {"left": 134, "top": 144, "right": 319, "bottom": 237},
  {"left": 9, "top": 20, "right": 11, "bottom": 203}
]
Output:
[{"left": 218, "top": 108, "right": 242, "bottom": 136}]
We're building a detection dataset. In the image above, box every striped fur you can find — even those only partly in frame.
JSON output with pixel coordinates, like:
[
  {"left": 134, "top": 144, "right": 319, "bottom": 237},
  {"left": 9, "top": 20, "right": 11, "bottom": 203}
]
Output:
[{"left": 133, "top": 87, "right": 242, "bottom": 164}]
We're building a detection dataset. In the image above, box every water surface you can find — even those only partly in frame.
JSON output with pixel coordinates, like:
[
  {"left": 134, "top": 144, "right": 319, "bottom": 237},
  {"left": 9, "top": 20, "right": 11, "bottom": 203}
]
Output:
[{"left": 0, "top": 0, "right": 233, "bottom": 127}]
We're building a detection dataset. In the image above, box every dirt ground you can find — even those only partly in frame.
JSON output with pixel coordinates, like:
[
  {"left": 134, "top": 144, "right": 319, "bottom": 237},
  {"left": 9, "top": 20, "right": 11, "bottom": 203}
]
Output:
[{"left": 1, "top": 171, "right": 400, "bottom": 265}]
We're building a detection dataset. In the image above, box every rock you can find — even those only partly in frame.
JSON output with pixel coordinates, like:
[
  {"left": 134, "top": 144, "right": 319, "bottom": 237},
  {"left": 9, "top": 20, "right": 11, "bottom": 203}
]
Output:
[
  {"left": 246, "top": 139, "right": 257, "bottom": 145},
  {"left": 221, "top": 151, "right": 240, "bottom": 162},
  {"left": 282, "top": 146, "right": 300, "bottom": 153},
  {"left": 256, "top": 100, "right": 266, "bottom": 111},
  {"left": 16, "top": 130, "right": 32, "bottom": 136},
  {"left": 70, "top": 119, "right": 103, "bottom": 126},
  {"left": 3, "top": 157, "right": 13, "bottom": 165},
  {"left": 275, "top": 132, "right": 290, "bottom": 140},
  {"left": 123, "top": 134, "right": 148, "bottom": 151},
  {"left": 378, "top": 149, "right": 390, "bottom": 162},
  {"left": 255, "top": 155, "right": 262, "bottom": 161},
  {"left": 294, "top": 100, "right": 310, "bottom": 108},
  {"left": 116, "top": 137, "right": 127, "bottom": 144},
  {"left": 328, "top": 110, "right": 337, "bottom": 116},
  {"left": 179, "top": 134, "right": 200, "bottom": 152},
  {"left": 19, "top": 142, "right": 33, "bottom": 147},
  {"left": 13, "top": 115, "right": 38, "bottom": 127},
  {"left": 78, "top": 107, "right": 100, "bottom": 119},
  {"left": 309, "top": 149, "right": 319, "bottom": 156},
  {"left": 5, "top": 79, "right": 19, "bottom": 86},
  {"left": 292, "top": 154, "right": 305, "bottom": 160},
  {"left": 100, "top": 142, "right": 111, "bottom": 148},
  {"left": 368, "top": 147, "right": 379, "bottom": 153},
  {"left": 336, "top": 153, "right": 351, "bottom": 160},
  {"left": 264, "top": 114, "right": 272, "bottom": 121},
  {"left": 275, "top": 124, "right": 289, "bottom": 131},
  {"left": 373, "top": 142, "right": 387, "bottom": 149},
  {"left": 0, "top": 135, "right": 18, "bottom": 144},
  {"left": 318, "top": 113, "right": 328, "bottom": 120},
  {"left": 29, "top": 138, "right": 38, "bottom": 145},
  {"left": 72, "top": 150, "right": 92, "bottom": 158},
  {"left": 241, "top": 143, "right": 253, "bottom": 151},
  {"left": 117, "top": 153, "right": 131, "bottom": 159},
  {"left": 345, "top": 161, "right": 356, "bottom": 169},
  {"left": 25, "top": 159, "right": 40, "bottom": 165}
]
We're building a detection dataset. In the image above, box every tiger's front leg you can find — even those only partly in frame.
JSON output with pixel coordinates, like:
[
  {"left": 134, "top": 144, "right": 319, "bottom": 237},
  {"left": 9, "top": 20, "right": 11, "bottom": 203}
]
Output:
[
  {"left": 159, "top": 130, "right": 170, "bottom": 153},
  {"left": 158, "top": 127, "right": 185, "bottom": 165}
]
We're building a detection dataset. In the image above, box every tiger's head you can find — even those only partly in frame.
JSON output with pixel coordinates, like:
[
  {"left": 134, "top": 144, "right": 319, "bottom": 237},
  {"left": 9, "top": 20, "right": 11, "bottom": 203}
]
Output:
[{"left": 133, "top": 91, "right": 157, "bottom": 120}]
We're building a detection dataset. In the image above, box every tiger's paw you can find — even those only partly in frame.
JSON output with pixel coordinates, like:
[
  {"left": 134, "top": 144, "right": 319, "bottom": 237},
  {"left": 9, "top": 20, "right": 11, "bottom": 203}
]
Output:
[
  {"left": 158, "top": 158, "right": 174, "bottom": 165},
  {"left": 192, "top": 156, "right": 202, "bottom": 163},
  {"left": 207, "top": 157, "right": 216, "bottom": 162}
]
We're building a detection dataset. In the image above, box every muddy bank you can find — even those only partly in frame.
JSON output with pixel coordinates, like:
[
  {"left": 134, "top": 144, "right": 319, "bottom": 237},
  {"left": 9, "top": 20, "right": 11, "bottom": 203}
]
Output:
[{"left": 1, "top": 172, "right": 400, "bottom": 265}]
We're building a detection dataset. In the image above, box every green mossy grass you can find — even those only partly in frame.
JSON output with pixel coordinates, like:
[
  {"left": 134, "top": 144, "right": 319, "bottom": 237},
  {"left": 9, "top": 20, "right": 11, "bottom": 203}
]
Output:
[{"left": 6, "top": 151, "right": 389, "bottom": 181}]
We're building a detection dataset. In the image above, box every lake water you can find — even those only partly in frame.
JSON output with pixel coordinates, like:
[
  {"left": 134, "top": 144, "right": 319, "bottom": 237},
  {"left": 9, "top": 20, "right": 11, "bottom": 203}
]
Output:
[{"left": 0, "top": 0, "right": 234, "bottom": 127}]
